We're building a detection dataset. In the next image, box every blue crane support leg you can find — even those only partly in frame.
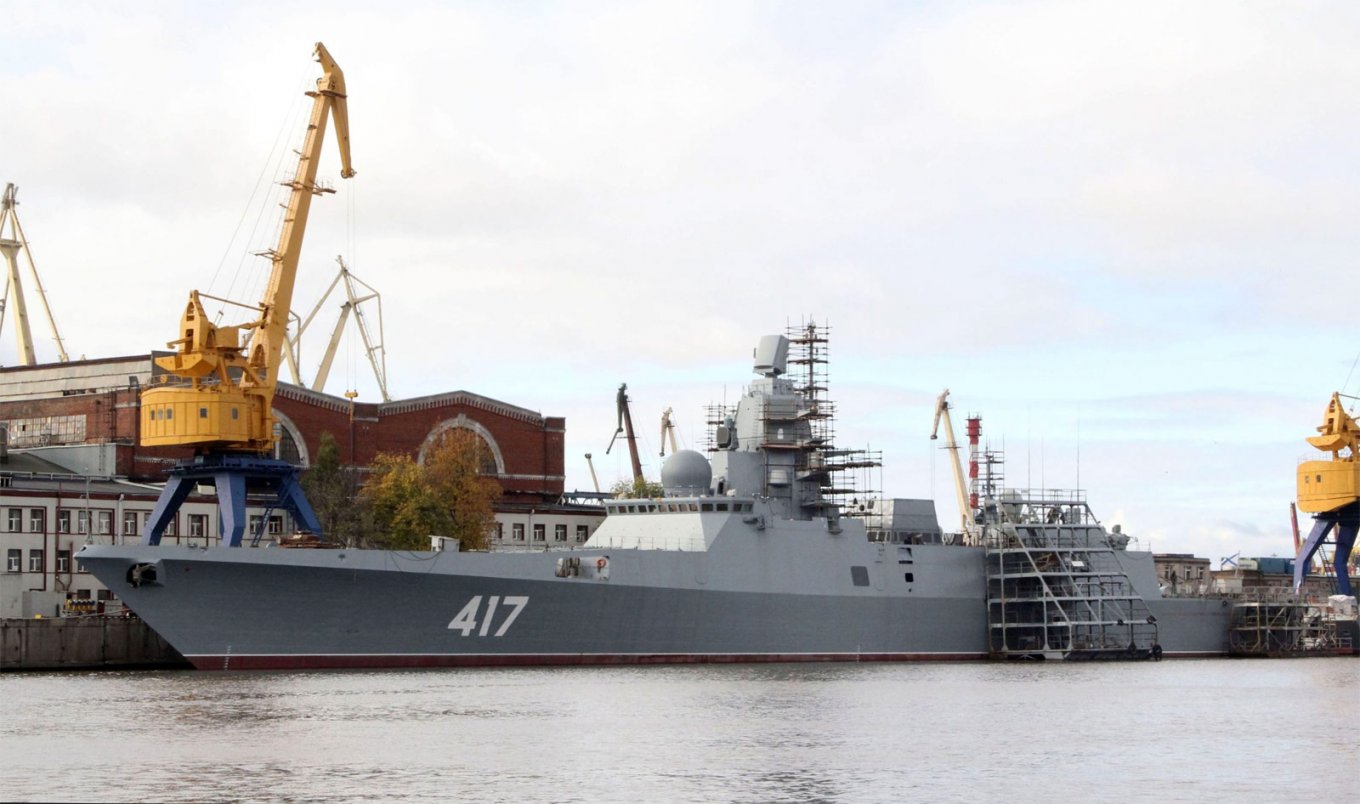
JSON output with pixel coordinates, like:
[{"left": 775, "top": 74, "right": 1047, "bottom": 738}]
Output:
[
  {"left": 1294, "top": 503, "right": 1359, "bottom": 596},
  {"left": 140, "top": 454, "right": 323, "bottom": 548},
  {"left": 216, "top": 471, "right": 248, "bottom": 547},
  {"left": 141, "top": 475, "right": 196, "bottom": 546}
]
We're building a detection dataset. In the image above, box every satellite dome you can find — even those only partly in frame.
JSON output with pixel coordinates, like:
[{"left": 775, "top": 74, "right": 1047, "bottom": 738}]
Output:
[{"left": 661, "top": 450, "right": 713, "bottom": 497}]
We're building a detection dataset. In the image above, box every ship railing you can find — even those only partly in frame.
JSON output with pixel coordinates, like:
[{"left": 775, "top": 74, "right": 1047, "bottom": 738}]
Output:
[
  {"left": 982, "top": 527, "right": 1116, "bottom": 551},
  {"left": 584, "top": 535, "right": 712, "bottom": 551}
]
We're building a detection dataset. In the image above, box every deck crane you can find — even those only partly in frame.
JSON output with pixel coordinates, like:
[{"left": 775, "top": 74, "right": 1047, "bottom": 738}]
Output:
[
  {"left": 0, "top": 183, "right": 70, "bottom": 365},
  {"left": 659, "top": 407, "right": 679, "bottom": 457},
  {"left": 930, "top": 389, "right": 976, "bottom": 532},
  {"left": 1293, "top": 392, "right": 1360, "bottom": 595},
  {"left": 139, "top": 42, "right": 355, "bottom": 547},
  {"left": 282, "top": 255, "right": 389, "bottom": 401},
  {"left": 606, "top": 383, "right": 644, "bottom": 486}
]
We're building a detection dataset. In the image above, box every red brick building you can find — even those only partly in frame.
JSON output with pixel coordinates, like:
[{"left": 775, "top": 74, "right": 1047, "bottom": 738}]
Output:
[{"left": 0, "top": 354, "right": 566, "bottom": 504}]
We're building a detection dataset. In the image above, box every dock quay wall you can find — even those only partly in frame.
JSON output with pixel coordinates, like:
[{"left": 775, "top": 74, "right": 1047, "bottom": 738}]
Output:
[{"left": 0, "top": 615, "right": 188, "bottom": 671}]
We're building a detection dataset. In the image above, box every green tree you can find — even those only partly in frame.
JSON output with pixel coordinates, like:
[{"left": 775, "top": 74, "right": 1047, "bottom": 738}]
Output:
[
  {"left": 362, "top": 429, "right": 501, "bottom": 551},
  {"left": 300, "top": 431, "right": 366, "bottom": 546},
  {"left": 610, "top": 477, "right": 664, "bottom": 498}
]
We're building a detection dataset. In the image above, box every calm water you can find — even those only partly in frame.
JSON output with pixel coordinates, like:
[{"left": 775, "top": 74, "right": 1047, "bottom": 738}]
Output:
[{"left": 2, "top": 659, "right": 1355, "bottom": 803}]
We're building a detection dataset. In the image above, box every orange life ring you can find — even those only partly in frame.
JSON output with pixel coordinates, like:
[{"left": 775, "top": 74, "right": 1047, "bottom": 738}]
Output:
[{"left": 596, "top": 558, "right": 607, "bottom": 570}]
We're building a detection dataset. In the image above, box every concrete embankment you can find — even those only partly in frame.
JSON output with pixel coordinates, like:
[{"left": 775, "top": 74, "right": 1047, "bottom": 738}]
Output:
[{"left": 1, "top": 615, "right": 189, "bottom": 671}]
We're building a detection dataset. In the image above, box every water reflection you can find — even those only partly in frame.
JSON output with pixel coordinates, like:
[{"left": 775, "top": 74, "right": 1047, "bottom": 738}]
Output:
[{"left": 1, "top": 659, "right": 1355, "bottom": 802}]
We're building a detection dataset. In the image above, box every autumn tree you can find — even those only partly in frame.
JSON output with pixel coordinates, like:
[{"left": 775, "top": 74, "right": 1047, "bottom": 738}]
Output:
[
  {"left": 300, "top": 431, "right": 366, "bottom": 546},
  {"left": 362, "top": 429, "right": 501, "bottom": 551},
  {"left": 610, "top": 477, "right": 664, "bottom": 498}
]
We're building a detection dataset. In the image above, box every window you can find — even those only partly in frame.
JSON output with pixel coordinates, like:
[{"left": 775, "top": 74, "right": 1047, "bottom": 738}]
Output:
[
  {"left": 268, "top": 516, "right": 283, "bottom": 535},
  {"left": 96, "top": 511, "right": 112, "bottom": 535},
  {"left": 76, "top": 510, "right": 91, "bottom": 534},
  {"left": 512, "top": 523, "right": 525, "bottom": 541},
  {"left": 96, "top": 589, "right": 113, "bottom": 601},
  {"left": 532, "top": 523, "right": 545, "bottom": 542},
  {"left": 29, "top": 509, "right": 44, "bottom": 533},
  {"left": 6, "top": 549, "right": 19, "bottom": 572},
  {"left": 576, "top": 525, "right": 589, "bottom": 542},
  {"left": 164, "top": 517, "right": 176, "bottom": 537},
  {"left": 199, "top": 407, "right": 208, "bottom": 418},
  {"left": 850, "top": 566, "right": 869, "bottom": 587},
  {"left": 28, "top": 549, "right": 44, "bottom": 573},
  {"left": 554, "top": 524, "right": 567, "bottom": 542},
  {"left": 6, "top": 508, "right": 21, "bottom": 532},
  {"left": 903, "top": 572, "right": 914, "bottom": 583},
  {"left": 189, "top": 514, "right": 207, "bottom": 539},
  {"left": 76, "top": 588, "right": 91, "bottom": 600},
  {"left": 122, "top": 511, "right": 139, "bottom": 536},
  {"left": 57, "top": 510, "right": 71, "bottom": 533},
  {"left": 495, "top": 523, "right": 504, "bottom": 541},
  {"left": 56, "top": 550, "right": 71, "bottom": 573}
]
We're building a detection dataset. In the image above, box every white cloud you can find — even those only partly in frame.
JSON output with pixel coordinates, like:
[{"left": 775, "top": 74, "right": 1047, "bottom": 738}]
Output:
[{"left": 2, "top": 1, "right": 1355, "bottom": 563}]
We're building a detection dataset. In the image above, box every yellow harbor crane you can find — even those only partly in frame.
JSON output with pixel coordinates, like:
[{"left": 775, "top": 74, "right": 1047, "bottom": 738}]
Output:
[
  {"left": 1294, "top": 392, "right": 1360, "bottom": 595},
  {"left": 140, "top": 42, "right": 355, "bottom": 547},
  {"left": 930, "top": 389, "right": 975, "bottom": 532}
]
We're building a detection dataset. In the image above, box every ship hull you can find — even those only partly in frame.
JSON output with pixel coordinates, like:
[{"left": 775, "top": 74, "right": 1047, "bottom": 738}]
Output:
[{"left": 78, "top": 538, "right": 1229, "bottom": 670}]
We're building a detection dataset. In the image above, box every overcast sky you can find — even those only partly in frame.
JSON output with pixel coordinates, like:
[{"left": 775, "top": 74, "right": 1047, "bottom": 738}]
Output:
[{"left": 3, "top": 1, "right": 1359, "bottom": 562}]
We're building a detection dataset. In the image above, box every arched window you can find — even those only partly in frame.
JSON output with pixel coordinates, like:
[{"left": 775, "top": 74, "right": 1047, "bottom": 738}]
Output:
[
  {"left": 273, "top": 411, "right": 310, "bottom": 468},
  {"left": 419, "top": 415, "right": 505, "bottom": 475}
]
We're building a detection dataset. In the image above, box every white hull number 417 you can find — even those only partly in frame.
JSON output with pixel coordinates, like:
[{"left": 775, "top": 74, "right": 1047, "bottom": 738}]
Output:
[{"left": 447, "top": 595, "right": 529, "bottom": 637}]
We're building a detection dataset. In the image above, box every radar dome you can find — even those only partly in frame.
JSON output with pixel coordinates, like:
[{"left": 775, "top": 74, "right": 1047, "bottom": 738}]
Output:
[{"left": 661, "top": 450, "right": 713, "bottom": 497}]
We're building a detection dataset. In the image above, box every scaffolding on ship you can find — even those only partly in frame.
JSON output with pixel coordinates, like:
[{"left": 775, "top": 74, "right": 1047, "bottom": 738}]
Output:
[
  {"left": 704, "top": 320, "right": 880, "bottom": 518},
  {"left": 971, "top": 430, "right": 1159, "bottom": 660}
]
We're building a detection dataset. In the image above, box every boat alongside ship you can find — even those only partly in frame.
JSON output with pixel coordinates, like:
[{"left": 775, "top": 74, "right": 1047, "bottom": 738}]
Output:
[{"left": 77, "top": 325, "right": 1245, "bottom": 670}]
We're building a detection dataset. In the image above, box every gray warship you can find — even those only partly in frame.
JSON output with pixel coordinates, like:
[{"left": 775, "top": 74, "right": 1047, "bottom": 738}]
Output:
[{"left": 78, "top": 327, "right": 1233, "bottom": 670}]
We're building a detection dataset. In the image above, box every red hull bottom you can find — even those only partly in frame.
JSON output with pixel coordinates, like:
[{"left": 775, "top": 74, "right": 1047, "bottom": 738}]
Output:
[{"left": 188, "top": 652, "right": 990, "bottom": 671}]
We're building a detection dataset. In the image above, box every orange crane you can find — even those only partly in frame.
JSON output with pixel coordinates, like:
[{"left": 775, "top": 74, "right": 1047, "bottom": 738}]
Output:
[
  {"left": 1293, "top": 392, "right": 1360, "bottom": 595},
  {"left": 140, "top": 42, "right": 355, "bottom": 547}
]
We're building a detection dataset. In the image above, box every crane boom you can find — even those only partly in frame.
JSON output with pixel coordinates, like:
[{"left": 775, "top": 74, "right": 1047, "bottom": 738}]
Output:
[
  {"left": 606, "top": 383, "right": 644, "bottom": 484},
  {"left": 930, "top": 389, "right": 975, "bottom": 531},
  {"left": 247, "top": 42, "right": 355, "bottom": 404},
  {"left": 660, "top": 407, "right": 678, "bottom": 457}
]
